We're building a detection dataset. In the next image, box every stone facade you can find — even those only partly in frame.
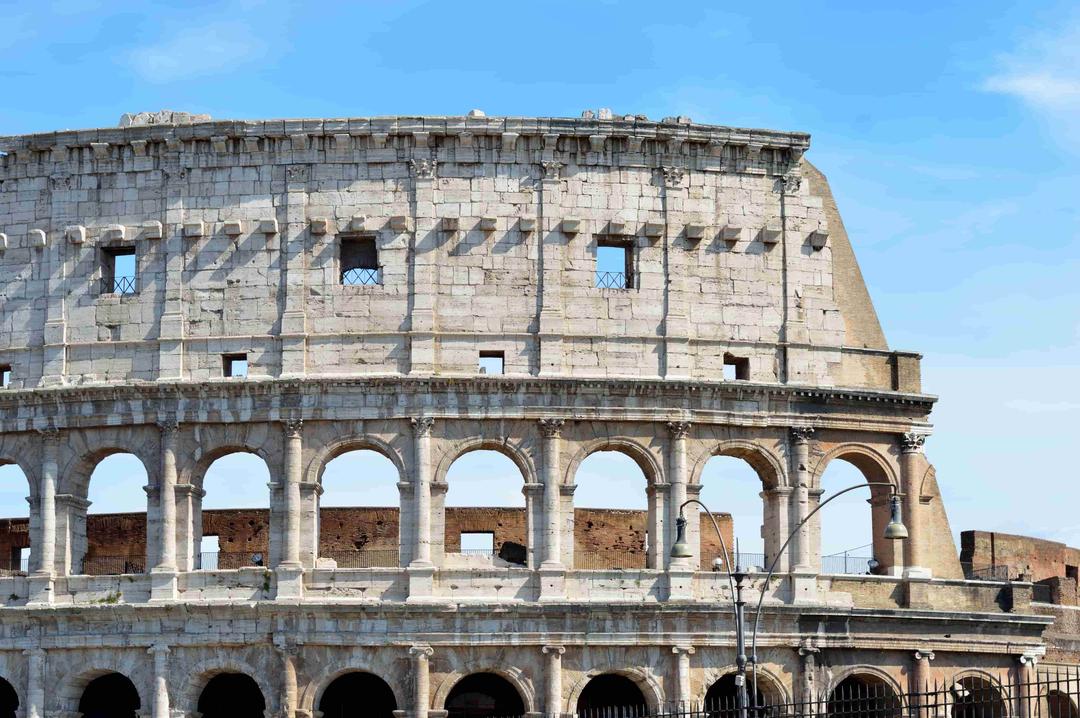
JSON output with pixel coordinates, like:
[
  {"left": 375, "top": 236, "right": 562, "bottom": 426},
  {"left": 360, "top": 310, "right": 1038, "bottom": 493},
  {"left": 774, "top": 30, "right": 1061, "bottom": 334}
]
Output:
[{"left": 0, "top": 112, "right": 1057, "bottom": 717}]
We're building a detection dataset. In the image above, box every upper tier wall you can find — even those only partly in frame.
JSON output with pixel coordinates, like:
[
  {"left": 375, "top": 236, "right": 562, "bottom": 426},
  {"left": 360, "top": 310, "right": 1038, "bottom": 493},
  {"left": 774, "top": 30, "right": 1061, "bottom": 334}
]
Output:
[{"left": 0, "top": 115, "right": 917, "bottom": 391}]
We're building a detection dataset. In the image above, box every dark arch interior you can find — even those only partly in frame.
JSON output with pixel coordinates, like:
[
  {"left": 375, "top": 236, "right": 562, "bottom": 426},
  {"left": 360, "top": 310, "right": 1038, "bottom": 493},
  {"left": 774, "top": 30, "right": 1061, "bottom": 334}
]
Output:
[
  {"left": 951, "top": 676, "right": 1007, "bottom": 718},
  {"left": 827, "top": 675, "right": 902, "bottom": 718},
  {"left": 445, "top": 672, "right": 525, "bottom": 718},
  {"left": 0, "top": 677, "right": 17, "bottom": 718},
  {"left": 576, "top": 674, "right": 648, "bottom": 715},
  {"left": 78, "top": 672, "right": 140, "bottom": 718},
  {"left": 197, "top": 673, "right": 266, "bottom": 718},
  {"left": 704, "top": 673, "right": 773, "bottom": 716},
  {"left": 1048, "top": 689, "right": 1079, "bottom": 718},
  {"left": 318, "top": 672, "right": 397, "bottom": 718}
]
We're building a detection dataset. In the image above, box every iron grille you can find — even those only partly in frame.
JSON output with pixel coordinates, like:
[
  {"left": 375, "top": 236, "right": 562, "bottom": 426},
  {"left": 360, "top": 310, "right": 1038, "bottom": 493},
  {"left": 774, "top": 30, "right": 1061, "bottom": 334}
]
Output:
[
  {"left": 595, "top": 271, "right": 629, "bottom": 289},
  {"left": 319, "top": 547, "right": 399, "bottom": 568},
  {"left": 101, "top": 275, "right": 137, "bottom": 295},
  {"left": 80, "top": 555, "right": 145, "bottom": 575},
  {"left": 342, "top": 267, "right": 381, "bottom": 286}
]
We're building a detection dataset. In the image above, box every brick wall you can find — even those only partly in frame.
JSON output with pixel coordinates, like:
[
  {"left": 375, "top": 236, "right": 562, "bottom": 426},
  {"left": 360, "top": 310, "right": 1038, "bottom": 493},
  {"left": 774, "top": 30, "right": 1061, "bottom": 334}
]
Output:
[{"left": 961, "top": 529, "right": 1080, "bottom": 583}]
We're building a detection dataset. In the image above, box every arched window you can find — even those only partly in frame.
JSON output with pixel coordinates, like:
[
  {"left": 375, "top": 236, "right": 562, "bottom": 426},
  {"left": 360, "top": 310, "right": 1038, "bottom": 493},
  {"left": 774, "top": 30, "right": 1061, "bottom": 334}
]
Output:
[
  {"left": 951, "top": 676, "right": 1007, "bottom": 718},
  {"left": 816, "top": 454, "right": 895, "bottom": 575},
  {"left": 0, "top": 462, "right": 30, "bottom": 575},
  {"left": 199, "top": 452, "right": 271, "bottom": 570},
  {"left": 78, "top": 672, "right": 140, "bottom": 718},
  {"left": 319, "top": 449, "right": 401, "bottom": 568},
  {"left": 699, "top": 456, "right": 767, "bottom": 571},
  {"left": 0, "top": 676, "right": 17, "bottom": 718},
  {"left": 827, "top": 674, "right": 902, "bottom": 718},
  {"left": 197, "top": 673, "right": 265, "bottom": 718},
  {"left": 576, "top": 674, "right": 648, "bottom": 716},
  {"left": 319, "top": 672, "right": 397, "bottom": 718},
  {"left": 444, "top": 450, "right": 527, "bottom": 566},
  {"left": 704, "top": 672, "right": 777, "bottom": 717},
  {"left": 445, "top": 673, "right": 525, "bottom": 718},
  {"left": 83, "top": 453, "right": 149, "bottom": 575},
  {"left": 573, "top": 451, "right": 651, "bottom": 570}
]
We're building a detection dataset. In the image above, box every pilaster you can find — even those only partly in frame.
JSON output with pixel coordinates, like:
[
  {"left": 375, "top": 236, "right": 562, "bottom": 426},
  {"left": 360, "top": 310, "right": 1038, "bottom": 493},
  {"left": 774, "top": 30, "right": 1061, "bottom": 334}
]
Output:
[
  {"left": 537, "top": 161, "right": 565, "bottom": 375},
  {"left": 900, "top": 431, "right": 929, "bottom": 578},
  {"left": 409, "top": 159, "right": 437, "bottom": 375},
  {"left": 280, "top": 164, "right": 310, "bottom": 376}
]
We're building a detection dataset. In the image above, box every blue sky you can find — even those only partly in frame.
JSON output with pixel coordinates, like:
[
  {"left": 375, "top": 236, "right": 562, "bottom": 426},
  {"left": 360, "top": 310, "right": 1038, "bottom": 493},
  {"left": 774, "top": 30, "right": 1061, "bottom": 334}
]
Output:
[{"left": 1, "top": 0, "right": 1078, "bottom": 556}]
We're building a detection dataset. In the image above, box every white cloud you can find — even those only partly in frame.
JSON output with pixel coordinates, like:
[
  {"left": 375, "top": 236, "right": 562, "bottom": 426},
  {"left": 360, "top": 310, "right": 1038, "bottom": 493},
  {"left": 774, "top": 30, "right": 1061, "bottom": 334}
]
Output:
[{"left": 127, "top": 21, "right": 265, "bottom": 83}]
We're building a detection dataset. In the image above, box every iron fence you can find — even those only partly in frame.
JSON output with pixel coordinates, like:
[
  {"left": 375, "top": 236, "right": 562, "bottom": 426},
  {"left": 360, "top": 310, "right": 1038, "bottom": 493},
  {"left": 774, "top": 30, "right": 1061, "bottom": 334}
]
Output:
[
  {"left": 81, "top": 555, "right": 145, "bottom": 575},
  {"left": 821, "top": 553, "right": 877, "bottom": 576},
  {"left": 200, "top": 551, "right": 267, "bottom": 570},
  {"left": 703, "top": 552, "right": 769, "bottom": 572},
  {"left": 101, "top": 275, "right": 137, "bottom": 295},
  {"left": 342, "top": 267, "right": 381, "bottom": 286},
  {"left": 320, "top": 547, "right": 399, "bottom": 568},
  {"left": 595, "top": 271, "right": 629, "bottom": 289},
  {"left": 0, "top": 554, "right": 27, "bottom": 576}
]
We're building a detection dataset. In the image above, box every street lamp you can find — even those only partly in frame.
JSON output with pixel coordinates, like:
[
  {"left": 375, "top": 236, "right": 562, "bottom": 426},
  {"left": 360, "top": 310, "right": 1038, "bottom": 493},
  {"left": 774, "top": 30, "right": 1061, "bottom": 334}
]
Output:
[{"left": 671, "top": 483, "right": 907, "bottom": 718}]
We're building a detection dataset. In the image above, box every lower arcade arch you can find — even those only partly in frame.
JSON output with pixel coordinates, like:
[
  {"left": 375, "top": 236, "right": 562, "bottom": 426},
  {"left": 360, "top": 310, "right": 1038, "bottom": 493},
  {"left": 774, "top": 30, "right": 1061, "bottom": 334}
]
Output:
[
  {"left": 951, "top": 675, "right": 1009, "bottom": 718},
  {"left": 705, "top": 671, "right": 783, "bottom": 715},
  {"left": 318, "top": 671, "right": 397, "bottom": 718},
  {"left": 826, "top": 673, "right": 903, "bottom": 718},
  {"left": 1048, "top": 689, "right": 1079, "bottom": 718},
  {"left": 0, "top": 676, "right": 16, "bottom": 718},
  {"left": 197, "top": 672, "right": 266, "bottom": 718},
  {"left": 444, "top": 672, "right": 526, "bottom": 718},
  {"left": 576, "top": 673, "right": 650, "bottom": 715},
  {"left": 78, "top": 672, "right": 141, "bottom": 718}
]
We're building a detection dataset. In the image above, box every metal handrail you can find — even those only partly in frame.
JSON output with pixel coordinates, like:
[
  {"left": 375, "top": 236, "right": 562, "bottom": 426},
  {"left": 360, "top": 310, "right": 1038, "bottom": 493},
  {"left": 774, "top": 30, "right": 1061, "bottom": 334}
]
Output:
[
  {"left": 101, "top": 275, "right": 137, "bottom": 295},
  {"left": 595, "top": 270, "right": 629, "bottom": 289},
  {"left": 342, "top": 267, "right": 381, "bottom": 286}
]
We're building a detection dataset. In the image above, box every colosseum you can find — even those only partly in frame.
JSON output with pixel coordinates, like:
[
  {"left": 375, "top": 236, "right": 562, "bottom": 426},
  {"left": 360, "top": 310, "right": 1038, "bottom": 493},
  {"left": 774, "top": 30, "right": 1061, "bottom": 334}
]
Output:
[{"left": 0, "top": 110, "right": 1076, "bottom": 718}]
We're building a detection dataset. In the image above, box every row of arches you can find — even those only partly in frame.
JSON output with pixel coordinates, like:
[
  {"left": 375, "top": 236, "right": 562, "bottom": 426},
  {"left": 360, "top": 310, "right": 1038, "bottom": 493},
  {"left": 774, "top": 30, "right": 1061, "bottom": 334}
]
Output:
[{"left": 0, "top": 668, "right": 1050, "bottom": 718}]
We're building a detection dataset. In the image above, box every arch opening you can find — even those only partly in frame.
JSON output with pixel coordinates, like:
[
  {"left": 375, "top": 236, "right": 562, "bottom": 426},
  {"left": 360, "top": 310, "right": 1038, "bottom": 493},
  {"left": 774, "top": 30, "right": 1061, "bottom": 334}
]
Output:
[
  {"left": 318, "top": 671, "right": 397, "bottom": 718},
  {"left": 827, "top": 674, "right": 902, "bottom": 718},
  {"left": 576, "top": 674, "right": 649, "bottom": 716},
  {"left": 198, "top": 452, "right": 271, "bottom": 570},
  {"left": 319, "top": 449, "right": 401, "bottom": 568},
  {"left": 445, "top": 672, "right": 525, "bottom": 718},
  {"left": 951, "top": 676, "right": 1008, "bottom": 718},
  {"left": 444, "top": 449, "right": 527, "bottom": 567},
  {"left": 573, "top": 450, "right": 651, "bottom": 570},
  {"left": 78, "top": 672, "right": 141, "bottom": 718},
  {"left": 699, "top": 455, "right": 766, "bottom": 572},
  {"left": 817, "top": 455, "right": 895, "bottom": 576},
  {"left": 0, "top": 676, "right": 17, "bottom": 718},
  {"left": 82, "top": 453, "right": 149, "bottom": 575},
  {"left": 704, "top": 672, "right": 778, "bottom": 716},
  {"left": 197, "top": 673, "right": 266, "bottom": 718},
  {"left": 0, "top": 462, "right": 31, "bottom": 575},
  {"left": 1048, "top": 689, "right": 1078, "bottom": 718}
]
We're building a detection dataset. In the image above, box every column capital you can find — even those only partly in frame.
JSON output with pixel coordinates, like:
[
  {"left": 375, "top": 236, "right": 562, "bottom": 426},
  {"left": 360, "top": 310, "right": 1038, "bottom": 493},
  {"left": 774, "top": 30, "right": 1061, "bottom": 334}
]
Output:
[
  {"left": 538, "top": 418, "right": 565, "bottom": 438},
  {"left": 22, "top": 647, "right": 44, "bottom": 659},
  {"left": 157, "top": 419, "right": 180, "bottom": 437},
  {"left": 1018, "top": 649, "right": 1043, "bottom": 666},
  {"left": 411, "top": 417, "right": 435, "bottom": 437},
  {"left": 149, "top": 644, "right": 171, "bottom": 657},
  {"left": 790, "top": 427, "right": 815, "bottom": 444},
  {"left": 667, "top": 421, "right": 692, "bottom": 440},
  {"left": 913, "top": 649, "right": 935, "bottom": 661},
  {"left": 671, "top": 645, "right": 696, "bottom": 655},
  {"left": 410, "top": 158, "right": 436, "bottom": 179},
  {"left": 409, "top": 644, "right": 434, "bottom": 659},
  {"left": 542, "top": 645, "right": 565, "bottom": 656},
  {"left": 900, "top": 432, "right": 927, "bottom": 454},
  {"left": 661, "top": 166, "right": 686, "bottom": 188},
  {"left": 36, "top": 426, "right": 61, "bottom": 442},
  {"left": 282, "top": 418, "right": 304, "bottom": 438},
  {"left": 541, "top": 161, "right": 563, "bottom": 180}
]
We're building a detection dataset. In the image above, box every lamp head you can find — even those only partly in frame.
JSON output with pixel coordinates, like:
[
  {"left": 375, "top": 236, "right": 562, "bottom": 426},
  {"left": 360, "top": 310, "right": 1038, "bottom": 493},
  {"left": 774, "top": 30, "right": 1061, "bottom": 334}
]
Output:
[
  {"left": 670, "top": 515, "right": 693, "bottom": 559},
  {"left": 884, "top": 494, "right": 909, "bottom": 540}
]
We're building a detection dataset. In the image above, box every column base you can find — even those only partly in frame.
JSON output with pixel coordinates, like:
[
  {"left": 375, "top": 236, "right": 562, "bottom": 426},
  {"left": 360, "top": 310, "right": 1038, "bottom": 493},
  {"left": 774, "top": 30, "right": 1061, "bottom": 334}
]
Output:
[
  {"left": 275, "top": 565, "right": 305, "bottom": 599},
  {"left": 27, "top": 573, "right": 54, "bottom": 605},
  {"left": 406, "top": 563, "right": 435, "bottom": 602},
  {"left": 149, "top": 568, "right": 179, "bottom": 602},
  {"left": 538, "top": 565, "right": 566, "bottom": 602},
  {"left": 789, "top": 571, "right": 819, "bottom": 604},
  {"left": 666, "top": 567, "right": 696, "bottom": 602}
]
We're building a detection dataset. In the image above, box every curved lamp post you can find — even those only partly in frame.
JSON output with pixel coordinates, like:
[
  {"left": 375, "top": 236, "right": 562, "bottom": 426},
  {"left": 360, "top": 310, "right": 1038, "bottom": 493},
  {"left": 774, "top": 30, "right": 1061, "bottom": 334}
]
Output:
[{"left": 671, "top": 482, "right": 908, "bottom": 718}]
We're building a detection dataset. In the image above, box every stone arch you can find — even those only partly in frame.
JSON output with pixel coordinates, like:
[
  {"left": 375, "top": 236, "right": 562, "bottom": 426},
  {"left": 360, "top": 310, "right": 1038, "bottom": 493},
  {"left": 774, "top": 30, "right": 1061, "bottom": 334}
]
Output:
[
  {"left": 433, "top": 664, "right": 536, "bottom": 715},
  {"left": 566, "top": 666, "right": 664, "bottom": 714},
  {"left": 184, "top": 443, "right": 274, "bottom": 490},
  {"left": 61, "top": 445, "right": 154, "bottom": 499},
  {"left": 0, "top": 454, "right": 34, "bottom": 573},
  {"left": 0, "top": 674, "right": 17, "bottom": 718},
  {"left": 948, "top": 670, "right": 1011, "bottom": 718},
  {"left": 564, "top": 437, "right": 664, "bottom": 487},
  {"left": 434, "top": 437, "right": 538, "bottom": 487},
  {"left": 306, "top": 435, "right": 406, "bottom": 487},
  {"left": 0, "top": 451, "right": 36, "bottom": 496},
  {"left": 182, "top": 658, "right": 275, "bottom": 716},
  {"left": 809, "top": 443, "right": 899, "bottom": 491},
  {"left": 303, "top": 664, "right": 402, "bottom": 716},
  {"left": 822, "top": 666, "right": 904, "bottom": 705},
  {"left": 702, "top": 664, "right": 791, "bottom": 706},
  {"left": 689, "top": 440, "right": 786, "bottom": 490},
  {"left": 59, "top": 665, "right": 148, "bottom": 715}
]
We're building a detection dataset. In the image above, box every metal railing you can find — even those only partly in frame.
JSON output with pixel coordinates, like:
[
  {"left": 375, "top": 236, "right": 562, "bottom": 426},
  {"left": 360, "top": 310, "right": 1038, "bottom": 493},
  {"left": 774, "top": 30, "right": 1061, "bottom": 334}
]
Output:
[
  {"left": 0, "top": 555, "right": 28, "bottom": 575},
  {"left": 574, "top": 548, "right": 647, "bottom": 570},
  {"left": 320, "top": 547, "right": 399, "bottom": 568},
  {"left": 200, "top": 551, "right": 266, "bottom": 570},
  {"left": 101, "top": 275, "right": 137, "bottom": 295},
  {"left": 81, "top": 555, "right": 145, "bottom": 575},
  {"left": 342, "top": 267, "right": 381, "bottom": 286},
  {"left": 595, "top": 270, "right": 629, "bottom": 289},
  {"left": 703, "top": 552, "right": 768, "bottom": 572},
  {"left": 961, "top": 562, "right": 1013, "bottom": 581},
  {"left": 821, "top": 553, "right": 876, "bottom": 575}
]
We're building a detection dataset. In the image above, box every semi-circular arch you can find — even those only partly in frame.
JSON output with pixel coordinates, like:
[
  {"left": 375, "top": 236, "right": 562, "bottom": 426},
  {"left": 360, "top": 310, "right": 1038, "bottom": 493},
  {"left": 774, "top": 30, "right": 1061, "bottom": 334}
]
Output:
[
  {"left": 566, "top": 667, "right": 663, "bottom": 714},
  {"left": 306, "top": 435, "right": 407, "bottom": 487},
  {"left": 564, "top": 437, "right": 664, "bottom": 487},
  {"left": 689, "top": 439, "right": 787, "bottom": 490},
  {"left": 432, "top": 664, "right": 536, "bottom": 715},
  {"left": 433, "top": 437, "right": 537, "bottom": 487}
]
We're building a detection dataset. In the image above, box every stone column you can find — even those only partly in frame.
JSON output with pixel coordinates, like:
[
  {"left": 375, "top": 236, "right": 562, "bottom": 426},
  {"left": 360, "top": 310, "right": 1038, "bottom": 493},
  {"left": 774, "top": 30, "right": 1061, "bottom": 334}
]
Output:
[
  {"left": 279, "top": 643, "right": 299, "bottom": 718},
  {"left": 410, "top": 418, "right": 435, "bottom": 567},
  {"left": 672, "top": 645, "right": 695, "bottom": 708},
  {"left": 410, "top": 645, "right": 434, "bottom": 718},
  {"left": 789, "top": 428, "right": 815, "bottom": 574},
  {"left": 24, "top": 647, "right": 44, "bottom": 718},
  {"left": 30, "top": 429, "right": 59, "bottom": 603},
  {"left": 648, "top": 483, "right": 668, "bottom": 570},
  {"left": 149, "top": 644, "right": 170, "bottom": 718},
  {"left": 900, "top": 433, "right": 928, "bottom": 577},
  {"left": 539, "top": 419, "right": 565, "bottom": 569},
  {"left": 542, "top": 645, "right": 564, "bottom": 717},
  {"left": 667, "top": 422, "right": 692, "bottom": 569},
  {"left": 1017, "top": 653, "right": 1039, "bottom": 718},
  {"left": 152, "top": 421, "right": 179, "bottom": 599},
  {"left": 175, "top": 484, "right": 201, "bottom": 571},
  {"left": 277, "top": 419, "right": 305, "bottom": 598},
  {"left": 798, "top": 641, "right": 819, "bottom": 708},
  {"left": 523, "top": 482, "right": 544, "bottom": 569},
  {"left": 762, "top": 486, "right": 792, "bottom": 573},
  {"left": 910, "top": 650, "right": 934, "bottom": 718}
]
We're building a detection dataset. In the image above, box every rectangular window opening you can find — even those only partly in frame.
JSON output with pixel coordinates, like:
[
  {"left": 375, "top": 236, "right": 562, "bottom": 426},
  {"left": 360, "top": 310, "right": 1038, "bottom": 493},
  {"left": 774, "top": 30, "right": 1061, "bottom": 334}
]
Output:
[
  {"left": 102, "top": 246, "right": 137, "bottom": 295},
  {"left": 200, "top": 535, "right": 220, "bottom": 570},
  {"left": 1067, "top": 565, "right": 1078, "bottom": 581},
  {"left": 223, "top": 353, "right": 248, "bottom": 378},
  {"left": 460, "top": 531, "right": 495, "bottom": 555},
  {"left": 723, "top": 353, "right": 750, "bottom": 381},
  {"left": 596, "top": 240, "right": 632, "bottom": 289},
  {"left": 341, "top": 236, "right": 380, "bottom": 286},
  {"left": 0, "top": 365, "right": 10, "bottom": 389},
  {"left": 478, "top": 350, "right": 505, "bottom": 375},
  {"left": 17, "top": 546, "right": 29, "bottom": 573}
]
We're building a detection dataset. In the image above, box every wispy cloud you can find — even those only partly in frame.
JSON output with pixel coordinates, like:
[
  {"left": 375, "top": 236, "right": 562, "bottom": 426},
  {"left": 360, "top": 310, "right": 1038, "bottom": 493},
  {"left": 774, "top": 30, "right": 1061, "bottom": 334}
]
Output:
[
  {"left": 127, "top": 20, "right": 266, "bottom": 83},
  {"left": 982, "top": 17, "right": 1080, "bottom": 146}
]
